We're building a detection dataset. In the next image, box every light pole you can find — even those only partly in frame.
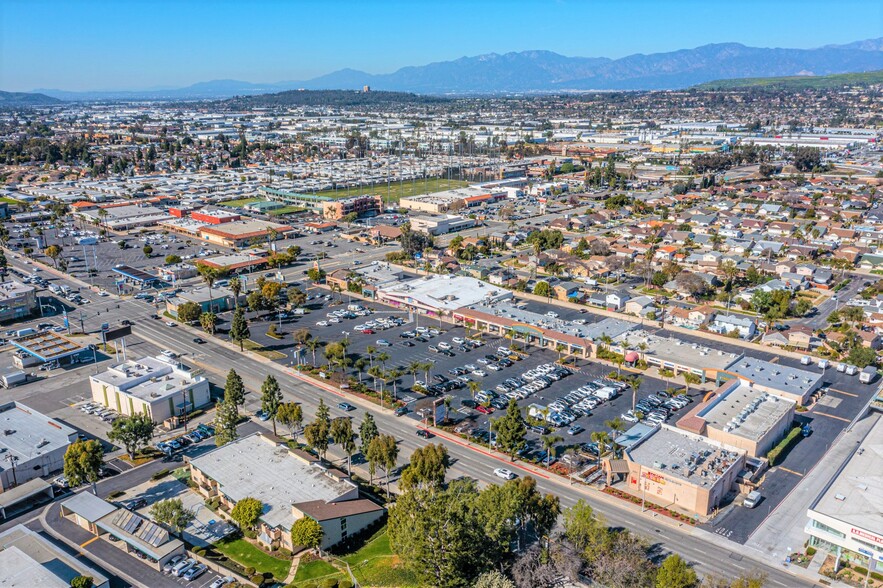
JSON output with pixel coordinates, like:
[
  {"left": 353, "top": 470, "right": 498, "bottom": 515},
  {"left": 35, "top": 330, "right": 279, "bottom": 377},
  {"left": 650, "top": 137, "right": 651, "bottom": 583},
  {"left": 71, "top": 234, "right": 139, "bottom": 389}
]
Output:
[{"left": 4, "top": 454, "right": 19, "bottom": 487}]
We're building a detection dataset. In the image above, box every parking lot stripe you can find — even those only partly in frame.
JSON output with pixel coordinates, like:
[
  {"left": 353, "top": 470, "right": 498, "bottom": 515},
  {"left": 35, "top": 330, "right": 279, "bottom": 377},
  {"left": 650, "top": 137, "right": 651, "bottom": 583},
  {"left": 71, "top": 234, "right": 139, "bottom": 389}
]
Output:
[
  {"left": 79, "top": 536, "right": 100, "bottom": 548},
  {"left": 827, "top": 388, "right": 858, "bottom": 398},
  {"left": 777, "top": 466, "right": 803, "bottom": 477},
  {"left": 813, "top": 411, "right": 851, "bottom": 423}
]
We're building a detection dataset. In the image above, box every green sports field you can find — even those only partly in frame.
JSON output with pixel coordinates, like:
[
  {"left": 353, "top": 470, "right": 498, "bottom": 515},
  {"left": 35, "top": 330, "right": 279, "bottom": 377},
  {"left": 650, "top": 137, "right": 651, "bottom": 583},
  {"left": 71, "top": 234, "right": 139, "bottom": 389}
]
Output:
[{"left": 316, "top": 177, "right": 468, "bottom": 202}]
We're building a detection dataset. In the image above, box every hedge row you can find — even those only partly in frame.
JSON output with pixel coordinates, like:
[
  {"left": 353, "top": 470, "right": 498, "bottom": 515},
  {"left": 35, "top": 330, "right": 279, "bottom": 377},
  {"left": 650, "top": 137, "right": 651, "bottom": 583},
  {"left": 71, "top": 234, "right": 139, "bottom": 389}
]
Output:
[{"left": 768, "top": 426, "right": 802, "bottom": 466}]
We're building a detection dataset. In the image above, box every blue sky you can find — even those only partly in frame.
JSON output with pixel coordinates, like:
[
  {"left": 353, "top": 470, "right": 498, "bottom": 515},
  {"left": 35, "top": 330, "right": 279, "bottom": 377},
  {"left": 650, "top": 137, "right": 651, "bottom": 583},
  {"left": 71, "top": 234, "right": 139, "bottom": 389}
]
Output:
[{"left": 2, "top": 0, "right": 880, "bottom": 91}]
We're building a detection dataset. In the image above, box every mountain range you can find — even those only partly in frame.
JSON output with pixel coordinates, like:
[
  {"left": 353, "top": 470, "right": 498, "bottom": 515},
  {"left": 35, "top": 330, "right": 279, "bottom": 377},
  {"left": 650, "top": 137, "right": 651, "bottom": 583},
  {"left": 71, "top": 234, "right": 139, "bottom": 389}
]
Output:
[
  {"left": 24, "top": 38, "right": 883, "bottom": 101},
  {"left": 0, "top": 90, "right": 63, "bottom": 107}
]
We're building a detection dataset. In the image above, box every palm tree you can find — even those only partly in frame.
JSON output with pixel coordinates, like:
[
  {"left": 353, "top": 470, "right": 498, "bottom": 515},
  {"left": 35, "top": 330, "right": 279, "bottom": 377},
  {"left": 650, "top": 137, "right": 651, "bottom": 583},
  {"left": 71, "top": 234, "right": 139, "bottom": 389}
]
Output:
[
  {"left": 467, "top": 380, "right": 480, "bottom": 402},
  {"left": 555, "top": 343, "right": 566, "bottom": 362},
  {"left": 377, "top": 352, "right": 390, "bottom": 371},
  {"left": 629, "top": 377, "right": 642, "bottom": 411},
  {"left": 305, "top": 338, "right": 320, "bottom": 366},
  {"left": 366, "top": 345, "right": 377, "bottom": 368},
  {"left": 540, "top": 434, "right": 563, "bottom": 467},
  {"left": 683, "top": 372, "right": 702, "bottom": 397},
  {"left": 197, "top": 265, "right": 220, "bottom": 313},
  {"left": 368, "top": 366, "right": 385, "bottom": 407},
  {"left": 604, "top": 418, "right": 625, "bottom": 458},
  {"left": 229, "top": 277, "right": 242, "bottom": 309},
  {"left": 408, "top": 361, "right": 422, "bottom": 386},
  {"left": 388, "top": 368, "right": 402, "bottom": 402},
  {"left": 591, "top": 430, "right": 611, "bottom": 467},
  {"left": 354, "top": 358, "right": 368, "bottom": 383}
]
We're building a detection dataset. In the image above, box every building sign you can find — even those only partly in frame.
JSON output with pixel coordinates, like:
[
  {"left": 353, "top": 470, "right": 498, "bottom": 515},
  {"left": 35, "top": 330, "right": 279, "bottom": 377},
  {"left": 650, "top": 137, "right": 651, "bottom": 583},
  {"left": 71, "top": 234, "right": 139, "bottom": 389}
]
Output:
[
  {"left": 642, "top": 471, "right": 667, "bottom": 485},
  {"left": 852, "top": 528, "right": 883, "bottom": 545}
]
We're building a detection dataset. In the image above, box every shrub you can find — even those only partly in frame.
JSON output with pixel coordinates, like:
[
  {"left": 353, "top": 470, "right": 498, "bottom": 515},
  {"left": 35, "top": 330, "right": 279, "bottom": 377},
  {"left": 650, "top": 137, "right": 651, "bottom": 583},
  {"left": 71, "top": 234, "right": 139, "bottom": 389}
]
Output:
[
  {"left": 320, "top": 579, "right": 338, "bottom": 588},
  {"left": 244, "top": 566, "right": 256, "bottom": 577},
  {"left": 338, "top": 580, "right": 354, "bottom": 588},
  {"left": 767, "top": 426, "right": 803, "bottom": 466},
  {"left": 807, "top": 546, "right": 817, "bottom": 556},
  {"left": 107, "top": 490, "right": 124, "bottom": 499},
  {"left": 151, "top": 469, "right": 171, "bottom": 481},
  {"left": 250, "top": 574, "right": 264, "bottom": 586}
]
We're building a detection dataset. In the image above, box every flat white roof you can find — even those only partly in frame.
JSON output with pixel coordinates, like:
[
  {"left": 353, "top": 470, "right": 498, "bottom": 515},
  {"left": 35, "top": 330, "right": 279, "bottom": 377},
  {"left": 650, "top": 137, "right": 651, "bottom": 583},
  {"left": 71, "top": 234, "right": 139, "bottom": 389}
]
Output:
[
  {"left": 189, "top": 434, "right": 356, "bottom": 532},
  {"left": 0, "top": 402, "right": 75, "bottom": 465},
  {"left": 700, "top": 380, "right": 794, "bottom": 441},
  {"left": 380, "top": 275, "right": 511, "bottom": 312},
  {"left": 811, "top": 415, "right": 883, "bottom": 538},
  {"left": 91, "top": 356, "right": 203, "bottom": 403}
]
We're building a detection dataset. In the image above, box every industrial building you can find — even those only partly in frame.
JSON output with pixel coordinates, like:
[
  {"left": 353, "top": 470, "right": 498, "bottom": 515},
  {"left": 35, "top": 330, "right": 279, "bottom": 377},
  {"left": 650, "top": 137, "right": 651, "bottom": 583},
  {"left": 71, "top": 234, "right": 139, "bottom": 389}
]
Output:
[
  {"left": 377, "top": 275, "right": 512, "bottom": 318},
  {"left": 409, "top": 214, "right": 476, "bottom": 235},
  {"left": 189, "top": 433, "right": 384, "bottom": 551},
  {"left": 724, "top": 356, "right": 822, "bottom": 405},
  {"left": 89, "top": 355, "right": 211, "bottom": 424},
  {"left": 398, "top": 187, "right": 506, "bottom": 213}
]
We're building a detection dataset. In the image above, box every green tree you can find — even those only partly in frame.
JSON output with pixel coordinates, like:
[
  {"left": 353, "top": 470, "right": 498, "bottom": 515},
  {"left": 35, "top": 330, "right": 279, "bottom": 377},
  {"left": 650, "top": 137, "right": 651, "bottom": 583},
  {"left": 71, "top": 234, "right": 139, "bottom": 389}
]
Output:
[
  {"left": 367, "top": 433, "right": 399, "bottom": 498},
  {"left": 63, "top": 440, "right": 103, "bottom": 495},
  {"left": 847, "top": 345, "right": 877, "bottom": 368},
  {"left": 304, "top": 399, "right": 331, "bottom": 459},
  {"left": 290, "top": 516, "right": 324, "bottom": 552},
  {"left": 214, "top": 399, "right": 239, "bottom": 446},
  {"left": 307, "top": 267, "right": 326, "bottom": 282},
  {"left": 276, "top": 402, "right": 303, "bottom": 441},
  {"left": 176, "top": 301, "right": 202, "bottom": 324},
  {"left": 388, "top": 479, "right": 486, "bottom": 588},
  {"left": 474, "top": 571, "right": 515, "bottom": 588},
  {"left": 495, "top": 399, "right": 527, "bottom": 460},
  {"left": 229, "top": 307, "right": 250, "bottom": 351},
  {"left": 540, "top": 434, "right": 562, "bottom": 467},
  {"left": 533, "top": 280, "right": 552, "bottom": 298},
  {"left": 563, "top": 500, "right": 611, "bottom": 560},
  {"left": 287, "top": 287, "right": 307, "bottom": 307},
  {"left": 164, "top": 254, "right": 182, "bottom": 265},
  {"left": 656, "top": 554, "right": 698, "bottom": 588},
  {"left": 228, "top": 277, "right": 242, "bottom": 308},
  {"left": 44, "top": 244, "right": 62, "bottom": 268},
  {"left": 199, "top": 311, "right": 217, "bottom": 335},
  {"left": 108, "top": 413, "right": 155, "bottom": 459},
  {"left": 230, "top": 497, "right": 263, "bottom": 530},
  {"left": 196, "top": 264, "right": 221, "bottom": 312},
  {"left": 142, "top": 244, "right": 153, "bottom": 256},
  {"left": 399, "top": 443, "right": 450, "bottom": 490},
  {"left": 224, "top": 368, "right": 246, "bottom": 406},
  {"left": 359, "top": 412, "right": 379, "bottom": 454},
  {"left": 70, "top": 576, "right": 94, "bottom": 588},
  {"left": 330, "top": 417, "right": 356, "bottom": 475},
  {"left": 260, "top": 374, "right": 283, "bottom": 435},
  {"left": 149, "top": 498, "right": 194, "bottom": 533}
]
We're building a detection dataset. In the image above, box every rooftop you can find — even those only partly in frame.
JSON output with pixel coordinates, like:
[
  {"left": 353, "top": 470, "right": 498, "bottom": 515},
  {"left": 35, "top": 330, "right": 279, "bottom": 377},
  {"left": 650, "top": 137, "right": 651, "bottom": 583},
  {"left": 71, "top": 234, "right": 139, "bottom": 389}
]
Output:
[
  {"left": 199, "top": 219, "right": 292, "bottom": 238},
  {"left": 470, "top": 300, "right": 635, "bottom": 341},
  {"left": 699, "top": 380, "right": 794, "bottom": 441},
  {"left": 91, "top": 356, "right": 204, "bottom": 403},
  {"left": 380, "top": 275, "right": 511, "bottom": 312},
  {"left": 0, "top": 402, "right": 75, "bottom": 466},
  {"left": 726, "top": 356, "right": 821, "bottom": 399},
  {"left": 627, "top": 425, "right": 744, "bottom": 487},
  {"left": 613, "top": 329, "right": 741, "bottom": 372},
  {"left": 0, "top": 281, "right": 34, "bottom": 300},
  {"left": 189, "top": 433, "right": 358, "bottom": 531},
  {"left": 811, "top": 414, "right": 883, "bottom": 539},
  {"left": 10, "top": 331, "right": 84, "bottom": 362},
  {"left": 0, "top": 524, "right": 108, "bottom": 588}
]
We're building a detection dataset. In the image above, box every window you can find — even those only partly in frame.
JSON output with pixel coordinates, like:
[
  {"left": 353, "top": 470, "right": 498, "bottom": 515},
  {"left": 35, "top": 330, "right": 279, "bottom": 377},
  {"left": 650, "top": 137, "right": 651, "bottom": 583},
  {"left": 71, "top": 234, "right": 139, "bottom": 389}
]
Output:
[
  {"left": 810, "top": 519, "right": 846, "bottom": 539},
  {"left": 340, "top": 518, "right": 347, "bottom": 531}
]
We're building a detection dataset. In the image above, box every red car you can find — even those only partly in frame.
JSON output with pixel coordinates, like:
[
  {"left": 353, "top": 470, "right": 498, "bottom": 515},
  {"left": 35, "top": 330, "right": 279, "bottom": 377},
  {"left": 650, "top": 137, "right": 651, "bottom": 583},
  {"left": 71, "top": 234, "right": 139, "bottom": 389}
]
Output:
[
  {"left": 361, "top": 329, "right": 375, "bottom": 334},
  {"left": 475, "top": 405, "right": 494, "bottom": 414}
]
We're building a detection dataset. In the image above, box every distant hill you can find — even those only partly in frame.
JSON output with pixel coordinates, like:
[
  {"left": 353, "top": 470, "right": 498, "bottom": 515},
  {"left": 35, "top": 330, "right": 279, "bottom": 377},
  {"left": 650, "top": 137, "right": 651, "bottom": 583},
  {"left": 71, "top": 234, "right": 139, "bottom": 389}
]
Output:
[
  {"left": 31, "top": 37, "right": 883, "bottom": 98},
  {"left": 693, "top": 70, "right": 883, "bottom": 90},
  {"left": 0, "top": 90, "right": 62, "bottom": 107},
  {"left": 222, "top": 89, "right": 447, "bottom": 108}
]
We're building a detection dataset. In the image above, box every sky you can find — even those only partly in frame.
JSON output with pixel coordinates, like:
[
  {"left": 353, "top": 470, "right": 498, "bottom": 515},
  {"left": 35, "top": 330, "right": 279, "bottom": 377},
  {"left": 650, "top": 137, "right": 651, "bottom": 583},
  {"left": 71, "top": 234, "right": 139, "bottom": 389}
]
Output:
[{"left": 2, "top": 0, "right": 881, "bottom": 92}]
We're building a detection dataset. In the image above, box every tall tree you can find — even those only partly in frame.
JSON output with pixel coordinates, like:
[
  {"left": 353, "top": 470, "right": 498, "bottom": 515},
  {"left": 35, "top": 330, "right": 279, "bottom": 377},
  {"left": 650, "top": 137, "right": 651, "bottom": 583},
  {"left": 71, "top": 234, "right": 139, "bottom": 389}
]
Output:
[
  {"left": 149, "top": 498, "right": 194, "bottom": 533},
  {"left": 399, "top": 443, "right": 450, "bottom": 490},
  {"left": 290, "top": 516, "right": 324, "bottom": 552},
  {"left": 229, "top": 307, "right": 250, "bottom": 351},
  {"left": 495, "top": 399, "right": 527, "bottom": 460},
  {"left": 230, "top": 496, "right": 263, "bottom": 531},
  {"left": 330, "top": 417, "right": 356, "bottom": 475},
  {"left": 366, "top": 433, "right": 399, "bottom": 498},
  {"left": 260, "top": 374, "right": 283, "bottom": 435},
  {"left": 276, "top": 402, "right": 303, "bottom": 442},
  {"left": 656, "top": 554, "right": 698, "bottom": 588},
  {"left": 228, "top": 277, "right": 242, "bottom": 308},
  {"left": 224, "top": 369, "right": 246, "bottom": 406},
  {"left": 214, "top": 399, "right": 239, "bottom": 446},
  {"left": 108, "top": 414, "right": 155, "bottom": 459},
  {"left": 63, "top": 440, "right": 103, "bottom": 495},
  {"left": 196, "top": 264, "right": 220, "bottom": 313},
  {"left": 199, "top": 311, "right": 217, "bottom": 335},
  {"left": 359, "top": 413, "right": 379, "bottom": 455}
]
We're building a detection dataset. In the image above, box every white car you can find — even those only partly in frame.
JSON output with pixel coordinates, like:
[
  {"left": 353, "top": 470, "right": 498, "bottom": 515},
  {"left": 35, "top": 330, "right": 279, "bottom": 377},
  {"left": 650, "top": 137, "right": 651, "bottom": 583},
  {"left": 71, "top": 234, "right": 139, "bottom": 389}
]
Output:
[
  {"left": 493, "top": 468, "right": 517, "bottom": 480},
  {"left": 452, "top": 337, "right": 465, "bottom": 344},
  {"left": 165, "top": 321, "right": 176, "bottom": 327},
  {"left": 160, "top": 349, "right": 177, "bottom": 359},
  {"left": 472, "top": 369, "right": 488, "bottom": 377},
  {"left": 316, "top": 321, "right": 328, "bottom": 327}
]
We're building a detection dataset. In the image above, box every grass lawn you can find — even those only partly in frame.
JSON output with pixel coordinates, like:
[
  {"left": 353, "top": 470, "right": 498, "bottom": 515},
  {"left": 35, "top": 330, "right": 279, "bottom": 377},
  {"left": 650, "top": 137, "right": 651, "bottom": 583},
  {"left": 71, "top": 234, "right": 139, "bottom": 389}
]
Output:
[
  {"left": 214, "top": 537, "right": 291, "bottom": 580},
  {"left": 0, "top": 197, "right": 21, "bottom": 204},
  {"left": 268, "top": 205, "right": 307, "bottom": 215},
  {"left": 315, "top": 177, "right": 468, "bottom": 202},
  {"left": 242, "top": 339, "right": 287, "bottom": 360},
  {"left": 292, "top": 559, "right": 344, "bottom": 584},
  {"left": 219, "top": 197, "right": 262, "bottom": 208}
]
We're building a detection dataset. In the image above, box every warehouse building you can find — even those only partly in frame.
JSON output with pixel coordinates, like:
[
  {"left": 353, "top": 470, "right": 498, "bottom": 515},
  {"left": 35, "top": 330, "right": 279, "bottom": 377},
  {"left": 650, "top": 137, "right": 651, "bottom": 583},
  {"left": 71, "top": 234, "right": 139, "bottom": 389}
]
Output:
[
  {"left": 0, "top": 402, "right": 77, "bottom": 493},
  {"left": 409, "top": 214, "right": 476, "bottom": 235}
]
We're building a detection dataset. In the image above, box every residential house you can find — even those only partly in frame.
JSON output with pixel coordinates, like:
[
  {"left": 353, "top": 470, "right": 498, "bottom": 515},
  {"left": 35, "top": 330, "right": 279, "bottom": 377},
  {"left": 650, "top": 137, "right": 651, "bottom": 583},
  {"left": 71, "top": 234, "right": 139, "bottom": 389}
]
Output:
[{"left": 710, "top": 314, "right": 757, "bottom": 339}]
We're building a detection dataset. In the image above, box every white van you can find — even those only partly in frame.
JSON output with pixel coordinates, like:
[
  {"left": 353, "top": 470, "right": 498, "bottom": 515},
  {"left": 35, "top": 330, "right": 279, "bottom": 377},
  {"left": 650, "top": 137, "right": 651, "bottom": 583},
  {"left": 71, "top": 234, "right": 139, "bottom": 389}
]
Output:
[
  {"left": 800, "top": 355, "right": 812, "bottom": 366},
  {"left": 836, "top": 362, "right": 847, "bottom": 373},
  {"left": 744, "top": 491, "right": 762, "bottom": 509},
  {"left": 845, "top": 364, "right": 858, "bottom": 376},
  {"left": 818, "top": 359, "right": 830, "bottom": 370}
]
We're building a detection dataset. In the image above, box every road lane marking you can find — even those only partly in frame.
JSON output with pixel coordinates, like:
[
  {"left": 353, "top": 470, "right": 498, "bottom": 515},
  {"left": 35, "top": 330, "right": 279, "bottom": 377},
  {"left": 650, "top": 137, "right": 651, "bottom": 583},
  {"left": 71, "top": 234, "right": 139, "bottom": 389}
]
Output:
[
  {"left": 828, "top": 388, "right": 858, "bottom": 398},
  {"left": 79, "top": 536, "right": 100, "bottom": 548},
  {"left": 778, "top": 467, "right": 804, "bottom": 477},
  {"left": 813, "top": 411, "right": 851, "bottom": 423}
]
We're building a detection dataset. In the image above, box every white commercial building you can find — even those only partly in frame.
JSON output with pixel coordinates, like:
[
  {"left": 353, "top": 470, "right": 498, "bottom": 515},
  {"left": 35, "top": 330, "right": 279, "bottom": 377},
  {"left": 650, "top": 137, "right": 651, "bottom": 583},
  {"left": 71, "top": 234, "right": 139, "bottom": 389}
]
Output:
[
  {"left": 409, "top": 214, "right": 476, "bottom": 235},
  {"left": 0, "top": 524, "right": 109, "bottom": 588},
  {"left": 89, "top": 356, "right": 210, "bottom": 423},
  {"left": 806, "top": 415, "right": 883, "bottom": 572},
  {"left": 377, "top": 275, "right": 512, "bottom": 317}
]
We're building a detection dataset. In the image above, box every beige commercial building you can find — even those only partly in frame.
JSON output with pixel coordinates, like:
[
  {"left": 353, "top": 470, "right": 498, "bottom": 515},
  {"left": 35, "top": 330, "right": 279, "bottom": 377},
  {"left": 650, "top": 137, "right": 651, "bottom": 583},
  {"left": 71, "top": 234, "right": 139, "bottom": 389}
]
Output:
[
  {"left": 620, "top": 426, "right": 746, "bottom": 517},
  {"left": 677, "top": 378, "right": 796, "bottom": 457}
]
